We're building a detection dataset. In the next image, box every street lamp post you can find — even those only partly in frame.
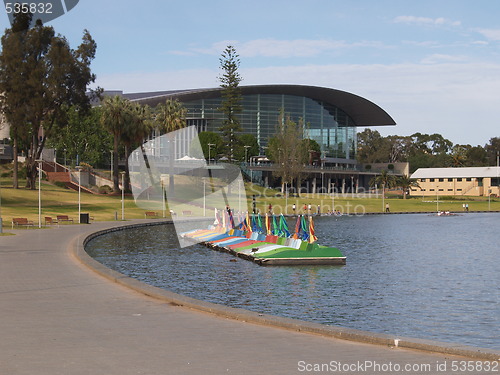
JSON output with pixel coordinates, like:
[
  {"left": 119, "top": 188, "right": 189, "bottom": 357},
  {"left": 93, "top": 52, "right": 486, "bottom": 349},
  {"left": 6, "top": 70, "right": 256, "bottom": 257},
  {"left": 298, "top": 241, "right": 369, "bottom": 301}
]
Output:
[
  {"left": 331, "top": 183, "right": 335, "bottom": 212},
  {"left": 110, "top": 150, "right": 113, "bottom": 179},
  {"left": 208, "top": 143, "right": 215, "bottom": 165},
  {"left": 121, "top": 171, "right": 125, "bottom": 220},
  {"left": 203, "top": 177, "right": 206, "bottom": 217},
  {"left": 161, "top": 179, "right": 165, "bottom": 218},
  {"left": 76, "top": 166, "right": 83, "bottom": 223},
  {"left": 382, "top": 182, "right": 385, "bottom": 213},
  {"left": 244, "top": 145, "right": 251, "bottom": 164},
  {"left": 36, "top": 160, "right": 43, "bottom": 228},
  {"left": 436, "top": 185, "right": 439, "bottom": 213}
]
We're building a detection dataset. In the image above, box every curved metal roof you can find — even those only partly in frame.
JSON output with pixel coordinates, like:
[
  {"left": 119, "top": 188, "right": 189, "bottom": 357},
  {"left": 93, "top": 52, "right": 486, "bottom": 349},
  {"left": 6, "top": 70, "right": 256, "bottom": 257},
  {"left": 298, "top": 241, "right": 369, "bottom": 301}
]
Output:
[{"left": 128, "top": 84, "right": 396, "bottom": 127}]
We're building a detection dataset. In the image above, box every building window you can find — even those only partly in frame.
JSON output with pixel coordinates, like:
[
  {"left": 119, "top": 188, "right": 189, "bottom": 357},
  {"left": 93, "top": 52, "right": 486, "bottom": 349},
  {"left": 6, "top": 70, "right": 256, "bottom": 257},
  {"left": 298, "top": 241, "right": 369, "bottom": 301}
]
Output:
[
  {"left": 457, "top": 178, "right": 462, "bottom": 182},
  {"left": 448, "top": 178, "right": 453, "bottom": 182},
  {"left": 438, "top": 178, "right": 444, "bottom": 182},
  {"left": 429, "top": 178, "right": 435, "bottom": 182},
  {"left": 466, "top": 178, "right": 472, "bottom": 181},
  {"left": 429, "top": 189, "right": 435, "bottom": 191},
  {"left": 492, "top": 177, "right": 500, "bottom": 187},
  {"left": 448, "top": 189, "right": 453, "bottom": 191},
  {"left": 439, "top": 189, "right": 444, "bottom": 191},
  {"left": 457, "top": 189, "right": 462, "bottom": 191},
  {"left": 420, "top": 178, "right": 426, "bottom": 182}
]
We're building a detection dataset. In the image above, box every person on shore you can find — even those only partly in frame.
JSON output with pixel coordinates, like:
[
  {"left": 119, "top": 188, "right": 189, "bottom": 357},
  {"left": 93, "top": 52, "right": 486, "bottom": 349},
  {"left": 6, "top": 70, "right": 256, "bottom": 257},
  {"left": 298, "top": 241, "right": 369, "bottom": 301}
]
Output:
[
  {"left": 385, "top": 203, "right": 390, "bottom": 213},
  {"left": 268, "top": 203, "right": 273, "bottom": 215},
  {"left": 292, "top": 203, "right": 296, "bottom": 215},
  {"left": 317, "top": 204, "right": 321, "bottom": 215}
]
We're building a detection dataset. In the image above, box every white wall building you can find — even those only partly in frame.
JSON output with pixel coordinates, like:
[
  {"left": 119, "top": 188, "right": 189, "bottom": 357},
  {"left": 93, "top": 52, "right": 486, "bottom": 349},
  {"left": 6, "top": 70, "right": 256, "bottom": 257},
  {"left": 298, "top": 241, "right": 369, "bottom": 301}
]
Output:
[{"left": 411, "top": 166, "right": 500, "bottom": 197}]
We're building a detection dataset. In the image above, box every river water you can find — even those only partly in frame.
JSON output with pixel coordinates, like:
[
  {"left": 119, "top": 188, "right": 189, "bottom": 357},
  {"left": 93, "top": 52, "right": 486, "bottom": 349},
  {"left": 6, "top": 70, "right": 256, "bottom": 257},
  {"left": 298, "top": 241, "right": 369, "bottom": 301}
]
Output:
[{"left": 85, "top": 213, "right": 499, "bottom": 350}]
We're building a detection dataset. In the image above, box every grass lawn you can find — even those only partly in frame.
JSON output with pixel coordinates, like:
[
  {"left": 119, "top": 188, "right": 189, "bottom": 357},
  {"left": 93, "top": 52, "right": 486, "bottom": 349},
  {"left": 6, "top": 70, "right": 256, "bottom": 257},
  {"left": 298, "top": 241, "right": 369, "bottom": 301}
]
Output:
[{"left": 1, "top": 172, "right": 499, "bottom": 231}]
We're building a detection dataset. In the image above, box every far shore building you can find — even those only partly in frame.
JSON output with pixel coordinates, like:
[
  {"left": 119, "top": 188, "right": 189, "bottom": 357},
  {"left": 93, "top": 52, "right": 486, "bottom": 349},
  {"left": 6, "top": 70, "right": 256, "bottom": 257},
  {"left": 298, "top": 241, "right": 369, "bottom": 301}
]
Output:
[
  {"left": 410, "top": 166, "right": 500, "bottom": 197},
  {"left": 121, "top": 84, "right": 399, "bottom": 193}
]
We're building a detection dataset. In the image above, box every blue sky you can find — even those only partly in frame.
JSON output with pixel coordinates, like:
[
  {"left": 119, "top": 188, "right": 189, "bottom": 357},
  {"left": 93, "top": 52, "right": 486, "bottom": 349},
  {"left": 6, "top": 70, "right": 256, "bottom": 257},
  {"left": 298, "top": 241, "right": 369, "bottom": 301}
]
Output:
[{"left": 2, "top": 0, "right": 500, "bottom": 147}]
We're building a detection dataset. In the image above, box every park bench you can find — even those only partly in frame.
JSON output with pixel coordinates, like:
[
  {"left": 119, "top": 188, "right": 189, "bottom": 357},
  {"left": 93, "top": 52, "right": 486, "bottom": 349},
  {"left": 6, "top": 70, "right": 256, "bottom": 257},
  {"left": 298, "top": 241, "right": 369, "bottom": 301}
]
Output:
[
  {"left": 44, "top": 217, "right": 56, "bottom": 226},
  {"left": 12, "top": 218, "right": 34, "bottom": 229},
  {"left": 182, "top": 210, "right": 192, "bottom": 216},
  {"left": 145, "top": 211, "right": 158, "bottom": 219},
  {"left": 56, "top": 215, "right": 73, "bottom": 224}
]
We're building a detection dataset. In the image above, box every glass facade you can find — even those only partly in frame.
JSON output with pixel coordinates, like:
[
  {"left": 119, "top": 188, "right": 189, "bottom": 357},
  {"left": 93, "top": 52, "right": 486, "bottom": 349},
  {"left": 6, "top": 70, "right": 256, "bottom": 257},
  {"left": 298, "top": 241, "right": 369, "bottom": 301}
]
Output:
[{"left": 181, "top": 94, "right": 357, "bottom": 159}]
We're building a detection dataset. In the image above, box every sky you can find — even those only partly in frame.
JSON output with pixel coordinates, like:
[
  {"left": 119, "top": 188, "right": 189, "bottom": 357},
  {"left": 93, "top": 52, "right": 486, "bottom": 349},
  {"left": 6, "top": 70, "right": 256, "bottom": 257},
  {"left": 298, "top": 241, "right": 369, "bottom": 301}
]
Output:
[{"left": 2, "top": 0, "right": 500, "bottom": 147}]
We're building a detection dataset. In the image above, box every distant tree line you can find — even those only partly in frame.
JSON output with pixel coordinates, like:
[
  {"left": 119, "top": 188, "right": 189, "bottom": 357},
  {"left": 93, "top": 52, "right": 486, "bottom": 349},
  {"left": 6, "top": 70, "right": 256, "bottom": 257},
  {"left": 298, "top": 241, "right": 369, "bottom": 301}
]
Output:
[{"left": 357, "top": 129, "right": 499, "bottom": 172}]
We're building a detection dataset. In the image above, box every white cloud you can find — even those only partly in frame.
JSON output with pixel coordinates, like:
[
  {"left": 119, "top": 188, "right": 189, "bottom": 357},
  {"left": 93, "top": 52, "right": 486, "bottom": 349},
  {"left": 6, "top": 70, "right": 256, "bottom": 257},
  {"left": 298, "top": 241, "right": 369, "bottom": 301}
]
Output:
[
  {"left": 179, "top": 38, "right": 391, "bottom": 59},
  {"left": 474, "top": 28, "right": 500, "bottom": 41},
  {"left": 420, "top": 54, "right": 469, "bottom": 64},
  {"left": 394, "top": 15, "right": 461, "bottom": 27},
  {"left": 94, "top": 62, "right": 500, "bottom": 146}
]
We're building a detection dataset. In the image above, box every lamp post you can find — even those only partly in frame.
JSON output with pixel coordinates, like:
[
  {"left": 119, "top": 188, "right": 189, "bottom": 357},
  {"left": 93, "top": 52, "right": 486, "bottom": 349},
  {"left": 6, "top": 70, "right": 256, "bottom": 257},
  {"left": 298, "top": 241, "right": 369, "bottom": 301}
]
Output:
[
  {"left": 110, "top": 150, "right": 113, "bottom": 179},
  {"left": 331, "top": 183, "right": 335, "bottom": 212},
  {"left": 203, "top": 177, "right": 206, "bottom": 217},
  {"left": 207, "top": 143, "right": 215, "bottom": 165},
  {"left": 285, "top": 182, "right": 288, "bottom": 215},
  {"left": 161, "top": 179, "right": 165, "bottom": 218},
  {"left": 244, "top": 145, "right": 251, "bottom": 164},
  {"left": 436, "top": 185, "right": 439, "bottom": 213},
  {"left": 382, "top": 182, "right": 385, "bottom": 213},
  {"left": 76, "top": 166, "right": 83, "bottom": 223},
  {"left": 120, "top": 171, "right": 125, "bottom": 220},
  {"left": 37, "top": 160, "right": 43, "bottom": 228},
  {"left": 488, "top": 189, "right": 491, "bottom": 211}
]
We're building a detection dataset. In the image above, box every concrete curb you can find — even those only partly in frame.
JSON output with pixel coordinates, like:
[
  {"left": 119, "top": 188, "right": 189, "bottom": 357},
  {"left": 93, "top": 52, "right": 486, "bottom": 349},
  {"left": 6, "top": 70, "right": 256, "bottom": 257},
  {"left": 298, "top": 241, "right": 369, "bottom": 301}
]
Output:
[{"left": 73, "top": 221, "right": 500, "bottom": 362}]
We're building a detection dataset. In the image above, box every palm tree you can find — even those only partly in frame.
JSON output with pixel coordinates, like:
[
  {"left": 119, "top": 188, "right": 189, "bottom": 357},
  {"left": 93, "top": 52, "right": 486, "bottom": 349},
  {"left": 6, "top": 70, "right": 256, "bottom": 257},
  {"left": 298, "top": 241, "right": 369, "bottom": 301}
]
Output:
[
  {"left": 100, "top": 95, "right": 132, "bottom": 192},
  {"left": 370, "top": 169, "right": 397, "bottom": 196},
  {"left": 155, "top": 99, "right": 187, "bottom": 196},
  {"left": 121, "top": 103, "right": 153, "bottom": 191},
  {"left": 396, "top": 174, "right": 420, "bottom": 199}
]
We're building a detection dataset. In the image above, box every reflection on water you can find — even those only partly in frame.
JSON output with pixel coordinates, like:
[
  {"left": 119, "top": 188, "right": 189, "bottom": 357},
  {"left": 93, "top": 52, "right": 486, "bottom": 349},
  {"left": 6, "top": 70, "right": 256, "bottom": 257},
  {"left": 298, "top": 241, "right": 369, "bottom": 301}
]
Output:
[{"left": 86, "top": 213, "right": 500, "bottom": 349}]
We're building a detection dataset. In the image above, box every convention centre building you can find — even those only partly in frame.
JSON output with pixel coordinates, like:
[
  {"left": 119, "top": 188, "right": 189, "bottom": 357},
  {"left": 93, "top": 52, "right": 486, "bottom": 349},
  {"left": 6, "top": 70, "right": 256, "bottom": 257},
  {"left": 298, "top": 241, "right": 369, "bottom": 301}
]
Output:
[{"left": 112, "top": 84, "right": 399, "bottom": 192}]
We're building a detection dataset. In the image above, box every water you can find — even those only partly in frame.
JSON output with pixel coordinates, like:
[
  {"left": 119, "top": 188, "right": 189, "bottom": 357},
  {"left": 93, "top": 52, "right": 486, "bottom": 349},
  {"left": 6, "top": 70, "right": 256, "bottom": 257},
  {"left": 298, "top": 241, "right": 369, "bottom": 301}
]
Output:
[{"left": 85, "top": 213, "right": 500, "bottom": 350}]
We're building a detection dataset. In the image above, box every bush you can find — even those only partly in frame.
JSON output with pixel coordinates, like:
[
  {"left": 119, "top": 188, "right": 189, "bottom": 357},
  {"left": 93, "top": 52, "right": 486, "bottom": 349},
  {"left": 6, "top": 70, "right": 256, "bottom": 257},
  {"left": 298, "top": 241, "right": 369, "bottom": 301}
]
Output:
[
  {"left": 98, "top": 185, "right": 113, "bottom": 194},
  {"left": 54, "top": 181, "right": 68, "bottom": 189}
]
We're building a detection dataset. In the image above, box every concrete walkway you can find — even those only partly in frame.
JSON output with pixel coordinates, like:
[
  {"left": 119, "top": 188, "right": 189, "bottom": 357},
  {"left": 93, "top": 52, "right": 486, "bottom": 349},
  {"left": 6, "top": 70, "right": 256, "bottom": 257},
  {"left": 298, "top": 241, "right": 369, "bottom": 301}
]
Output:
[{"left": 0, "top": 221, "right": 498, "bottom": 375}]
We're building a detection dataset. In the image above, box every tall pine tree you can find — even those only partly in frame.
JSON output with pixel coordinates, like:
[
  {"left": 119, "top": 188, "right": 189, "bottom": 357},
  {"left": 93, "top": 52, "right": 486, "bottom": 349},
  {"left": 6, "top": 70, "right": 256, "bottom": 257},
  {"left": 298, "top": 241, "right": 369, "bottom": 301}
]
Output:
[{"left": 218, "top": 45, "right": 242, "bottom": 162}]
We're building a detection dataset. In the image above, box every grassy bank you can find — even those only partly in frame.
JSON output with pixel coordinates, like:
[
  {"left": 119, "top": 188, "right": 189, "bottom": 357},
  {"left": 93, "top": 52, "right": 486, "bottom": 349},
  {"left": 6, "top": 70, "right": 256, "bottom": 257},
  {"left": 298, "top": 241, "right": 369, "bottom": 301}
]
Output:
[{"left": 1, "top": 174, "right": 499, "bottom": 230}]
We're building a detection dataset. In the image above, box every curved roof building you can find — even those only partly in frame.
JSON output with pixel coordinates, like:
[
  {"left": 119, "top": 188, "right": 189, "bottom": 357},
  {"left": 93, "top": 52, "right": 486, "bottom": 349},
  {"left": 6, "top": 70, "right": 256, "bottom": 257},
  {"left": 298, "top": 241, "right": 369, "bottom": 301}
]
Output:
[{"left": 125, "top": 84, "right": 395, "bottom": 160}]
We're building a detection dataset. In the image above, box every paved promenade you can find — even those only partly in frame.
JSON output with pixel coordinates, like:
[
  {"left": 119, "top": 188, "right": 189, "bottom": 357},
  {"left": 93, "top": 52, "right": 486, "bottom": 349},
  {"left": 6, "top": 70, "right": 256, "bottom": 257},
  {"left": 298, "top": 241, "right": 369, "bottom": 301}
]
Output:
[{"left": 0, "top": 221, "right": 498, "bottom": 375}]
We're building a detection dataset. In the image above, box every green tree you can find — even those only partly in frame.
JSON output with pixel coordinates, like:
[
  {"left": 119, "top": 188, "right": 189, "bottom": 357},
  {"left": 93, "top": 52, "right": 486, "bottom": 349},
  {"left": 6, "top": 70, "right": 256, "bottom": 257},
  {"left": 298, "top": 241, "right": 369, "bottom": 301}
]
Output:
[
  {"left": 234, "top": 133, "right": 259, "bottom": 162},
  {"left": 396, "top": 174, "right": 420, "bottom": 199},
  {"left": 100, "top": 95, "right": 133, "bottom": 192},
  {"left": 465, "top": 145, "right": 487, "bottom": 167},
  {"left": 0, "top": 14, "right": 98, "bottom": 189},
  {"left": 155, "top": 99, "right": 187, "bottom": 196},
  {"left": 218, "top": 45, "right": 242, "bottom": 162},
  {"left": 122, "top": 103, "right": 154, "bottom": 191},
  {"left": 197, "top": 131, "right": 224, "bottom": 162},
  {"left": 485, "top": 137, "right": 500, "bottom": 166},
  {"left": 267, "top": 114, "right": 306, "bottom": 193},
  {"left": 370, "top": 170, "right": 397, "bottom": 196},
  {"left": 47, "top": 106, "right": 112, "bottom": 167}
]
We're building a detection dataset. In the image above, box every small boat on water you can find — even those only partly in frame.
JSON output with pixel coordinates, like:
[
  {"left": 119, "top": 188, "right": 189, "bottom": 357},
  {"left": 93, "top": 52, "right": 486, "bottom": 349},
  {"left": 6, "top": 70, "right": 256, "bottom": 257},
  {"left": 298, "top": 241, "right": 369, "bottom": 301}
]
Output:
[{"left": 181, "top": 210, "right": 346, "bottom": 266}]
